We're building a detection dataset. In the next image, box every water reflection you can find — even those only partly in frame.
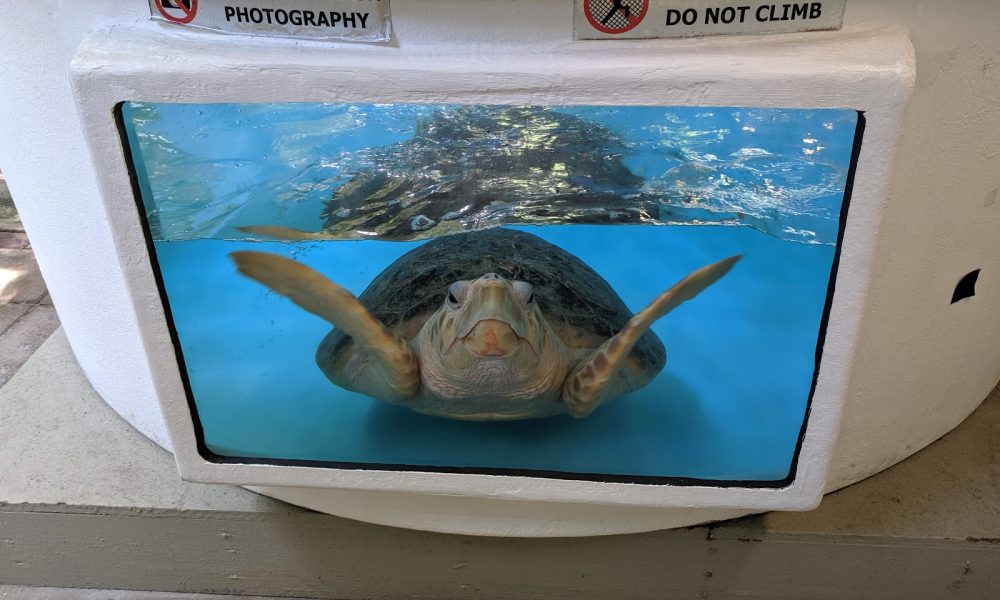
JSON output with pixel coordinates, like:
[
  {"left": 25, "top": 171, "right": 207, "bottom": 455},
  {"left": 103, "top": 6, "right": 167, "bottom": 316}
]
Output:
[{"left": 126, "top": 103, "right": 856, "bottom": 245}]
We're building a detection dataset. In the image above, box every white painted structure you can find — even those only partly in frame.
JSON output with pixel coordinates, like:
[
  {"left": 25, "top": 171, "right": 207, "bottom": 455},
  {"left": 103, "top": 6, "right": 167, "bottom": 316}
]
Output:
[
  {"left": 1, "top": 1, "right": 998, "bottom": 536},
  {"left": 72, "top": 26, "right": 905, "bottom": 514}
]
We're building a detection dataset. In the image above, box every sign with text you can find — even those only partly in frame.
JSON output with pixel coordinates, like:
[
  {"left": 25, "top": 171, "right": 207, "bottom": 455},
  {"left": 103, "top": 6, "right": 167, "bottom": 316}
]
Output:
[
  {"left": 575, "top": 0, "right": 845, "bottom": 40},
  {"left": 148, "top": 0, "right": 391, "bottom": 43}
]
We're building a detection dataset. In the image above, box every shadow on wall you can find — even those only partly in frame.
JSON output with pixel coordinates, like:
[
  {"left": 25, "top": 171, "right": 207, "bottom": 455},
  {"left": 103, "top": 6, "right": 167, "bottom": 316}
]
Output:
[
  {"left": 1, "top": 171, "right": 31, "bottom": 301},
  {"left": 0, "top": 172, "right": 60, "bottom": 387},
  {"left": 0, "top": 171, "right": 23, "bottom": 231}
]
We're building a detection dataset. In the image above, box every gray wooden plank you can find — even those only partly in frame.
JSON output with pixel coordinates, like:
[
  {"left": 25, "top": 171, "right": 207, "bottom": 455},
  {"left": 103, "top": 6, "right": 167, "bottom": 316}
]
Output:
[
  {"left": 2, "top": 508, "right": 999, "bottom": 599},
  {"left": 0, "top": 585, "right": 311, "bottom": 600}
]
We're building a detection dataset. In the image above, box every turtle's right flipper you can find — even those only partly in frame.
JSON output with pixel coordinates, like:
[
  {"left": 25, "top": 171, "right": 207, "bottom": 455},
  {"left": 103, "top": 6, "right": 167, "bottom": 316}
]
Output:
[
  {"left": 230, "top": 251, "right": 420, "bottom": 402},
  {"left": 561, "top": 255, "right": 741, "bottom": 417}
]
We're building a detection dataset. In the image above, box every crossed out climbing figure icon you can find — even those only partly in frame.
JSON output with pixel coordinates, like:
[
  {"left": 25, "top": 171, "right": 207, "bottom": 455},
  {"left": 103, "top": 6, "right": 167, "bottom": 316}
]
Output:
[
  {"left": 583, "top": 0, "right": 649, "bottom": 34},
  {"left": 602, "top": 0, "right": 629, "bottom": 25}
]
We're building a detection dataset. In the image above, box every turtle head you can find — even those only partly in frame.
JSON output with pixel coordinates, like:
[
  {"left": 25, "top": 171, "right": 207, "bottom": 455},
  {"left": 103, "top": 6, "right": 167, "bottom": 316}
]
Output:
[
  {"left": 410, "top": 271, "right": 573, "bottom": 417},
  {"left": 437, "top": 272, "right": 544, "bottom": 361}
]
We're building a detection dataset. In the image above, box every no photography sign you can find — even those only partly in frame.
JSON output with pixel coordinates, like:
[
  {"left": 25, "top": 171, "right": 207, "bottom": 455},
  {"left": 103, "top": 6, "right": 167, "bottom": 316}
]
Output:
[
  {"left": 148, "top": 0, "right": 391, "bottom": 42},
  {"left": 155, "top": 0, "right": 198, "bottom": 23}
]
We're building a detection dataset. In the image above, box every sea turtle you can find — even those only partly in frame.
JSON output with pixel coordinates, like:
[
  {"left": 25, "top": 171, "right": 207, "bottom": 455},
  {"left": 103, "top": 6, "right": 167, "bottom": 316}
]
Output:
[
  {"left": 231, "top": 229, "right": 739, "bottom": 420},
  {"left": 240, "top": 106, "right": 659, "bottom": 242}
]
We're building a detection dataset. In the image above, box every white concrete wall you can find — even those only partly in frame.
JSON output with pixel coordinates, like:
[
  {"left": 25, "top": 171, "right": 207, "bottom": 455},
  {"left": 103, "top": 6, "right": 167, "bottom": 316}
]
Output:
[
  {"left": 823, "top": 2, "right": 1000, "bottom": 489},
  {"left": 0, "top": 1, "right": 998, "bottom": 532}
]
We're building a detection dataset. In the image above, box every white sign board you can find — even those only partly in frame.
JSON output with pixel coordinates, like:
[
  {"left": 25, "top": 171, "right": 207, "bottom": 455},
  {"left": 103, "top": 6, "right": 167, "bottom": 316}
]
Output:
[
  {"left": 148, "top": 0, "right": 391, "bottom": 43},
  {"left": 574, "top": 0, "right": 845, "bottom": 40}
]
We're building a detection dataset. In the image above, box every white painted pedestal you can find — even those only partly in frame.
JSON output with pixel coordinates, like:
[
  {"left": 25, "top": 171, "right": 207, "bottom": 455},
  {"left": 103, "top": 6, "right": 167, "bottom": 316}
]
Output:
[{"left": 1, "top": 1, "right": 998, "bottom": 536}]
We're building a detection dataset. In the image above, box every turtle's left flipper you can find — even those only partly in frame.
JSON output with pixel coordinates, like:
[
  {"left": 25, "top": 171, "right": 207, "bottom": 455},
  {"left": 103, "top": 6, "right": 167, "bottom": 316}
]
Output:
[
  {"left": 237, "top": 225, "right": 336, "bottom": 241},
  {"left": 561, "top": 255, "right": 742, "bottom": 417},
  {"left": 230, "top": 251, "right": 420, "bottom": 402}
]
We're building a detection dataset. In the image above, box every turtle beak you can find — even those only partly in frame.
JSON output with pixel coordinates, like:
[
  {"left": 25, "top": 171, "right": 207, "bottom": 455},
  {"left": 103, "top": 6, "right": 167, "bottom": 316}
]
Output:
[{"left": 454, "top": 274, "right": 534, "bottom": 356}]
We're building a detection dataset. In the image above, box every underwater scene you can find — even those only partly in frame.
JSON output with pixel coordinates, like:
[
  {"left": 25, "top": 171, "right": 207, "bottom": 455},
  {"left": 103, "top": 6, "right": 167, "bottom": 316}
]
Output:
[{"left": 120, "top": 102, "right": 860, "bottom": 484}]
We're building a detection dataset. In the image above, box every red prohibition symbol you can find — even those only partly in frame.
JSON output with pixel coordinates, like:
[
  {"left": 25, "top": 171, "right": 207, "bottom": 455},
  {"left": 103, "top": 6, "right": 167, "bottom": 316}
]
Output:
[
  {"left": 584, "top": 0, "right": 649, "bottom": 34},
  {"left": 156, "top": 0, "right": 198, "bottom": 24}
]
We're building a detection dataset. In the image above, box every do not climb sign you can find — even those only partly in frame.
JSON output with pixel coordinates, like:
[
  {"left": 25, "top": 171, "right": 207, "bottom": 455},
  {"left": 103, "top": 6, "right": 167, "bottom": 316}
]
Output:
[
  {"left": 575, "top": 0, "right": 845, "bottom": 40},
  {"left": 148, "top": 0, "right": 391, "bottom": 43}
]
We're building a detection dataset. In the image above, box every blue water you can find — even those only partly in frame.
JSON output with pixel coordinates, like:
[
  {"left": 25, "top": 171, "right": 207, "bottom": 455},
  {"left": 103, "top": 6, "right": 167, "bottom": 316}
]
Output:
[{"left": 123, "top": 102, "right": 857, "bottom": 482}]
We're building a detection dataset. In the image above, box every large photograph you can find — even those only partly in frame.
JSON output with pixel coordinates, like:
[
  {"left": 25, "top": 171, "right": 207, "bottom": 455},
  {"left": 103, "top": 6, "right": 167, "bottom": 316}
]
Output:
[{"left": 119, "top": 102, "right": 860, "bottom": 484}]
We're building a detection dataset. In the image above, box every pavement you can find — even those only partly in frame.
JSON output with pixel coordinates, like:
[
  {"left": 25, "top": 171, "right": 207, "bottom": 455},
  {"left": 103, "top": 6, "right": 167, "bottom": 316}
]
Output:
[{"left": 0, "top": 174, "right": 61, "bottom": 388}]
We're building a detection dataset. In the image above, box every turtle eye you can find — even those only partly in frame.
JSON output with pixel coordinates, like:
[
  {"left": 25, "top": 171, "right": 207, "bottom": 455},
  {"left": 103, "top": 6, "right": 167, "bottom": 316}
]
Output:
[
  {"left": 513, "top": 281, "right": 534, "bottom": 306},
  {"left": 446, "top": 282, "right": 469, "bottom": 310}
]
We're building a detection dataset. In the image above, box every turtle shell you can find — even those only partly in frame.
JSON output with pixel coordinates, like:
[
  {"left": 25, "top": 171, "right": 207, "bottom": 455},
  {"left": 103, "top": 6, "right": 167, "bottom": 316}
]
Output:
[
  {"left": 317, "top": 228, "right": 665, "bottom": 378},
  {"left": 318, "top": 106, "right": 656, "bottom": 240}
]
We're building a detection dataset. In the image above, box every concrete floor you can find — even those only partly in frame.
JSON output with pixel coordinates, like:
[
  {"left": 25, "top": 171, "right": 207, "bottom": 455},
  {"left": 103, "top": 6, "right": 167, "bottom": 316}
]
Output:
[
  {"left": 0, "top": 587, "right": 312, "bottom": 600},
  {"left": 0, "top": 176, "right": 59, "bottom": 386}
]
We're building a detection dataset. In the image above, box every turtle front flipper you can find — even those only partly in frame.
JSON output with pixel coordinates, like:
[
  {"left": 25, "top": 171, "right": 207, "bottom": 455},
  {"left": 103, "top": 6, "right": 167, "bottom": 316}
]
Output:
[
  {"left": 230, "top": 251, "right": 420, "bottom": 403},
  {"left": 561, "top": 255, "right": 742, "bottom": 417},
  {"left": 237, "top": 225, "right": 339, "bottom": 241}
]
